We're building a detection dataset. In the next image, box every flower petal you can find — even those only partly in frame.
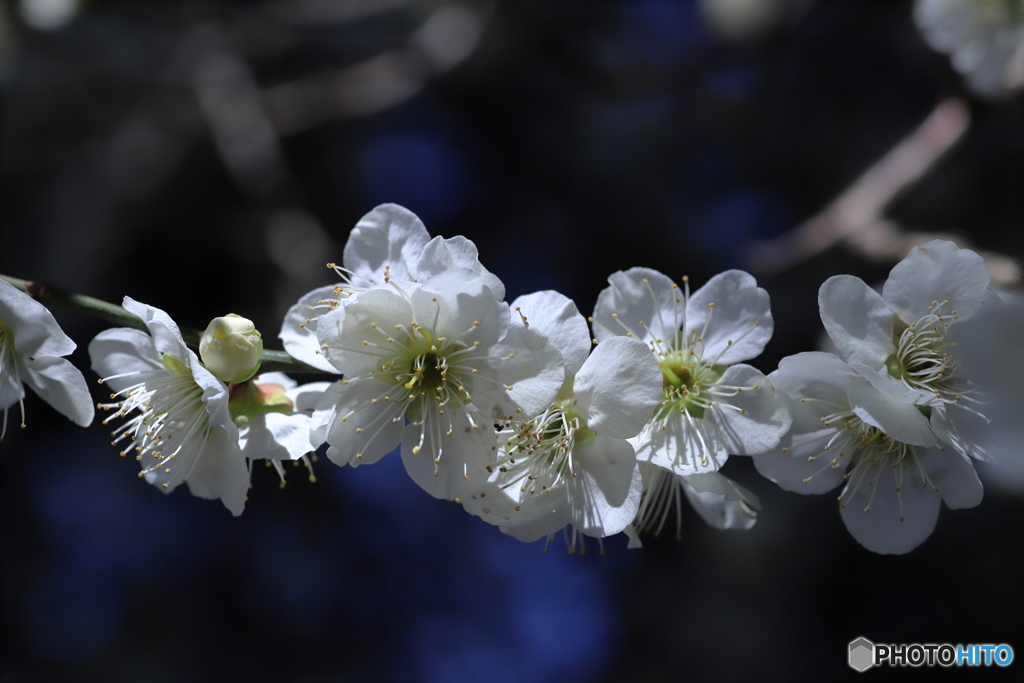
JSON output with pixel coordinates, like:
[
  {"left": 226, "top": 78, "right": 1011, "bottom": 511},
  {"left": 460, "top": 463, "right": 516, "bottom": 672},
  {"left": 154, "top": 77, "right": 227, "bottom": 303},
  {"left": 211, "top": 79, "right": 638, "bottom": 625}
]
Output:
[
  {"left": 316, "top": 286, "right": 416, "bottom": 377},
  {"left": 181, "top": 424, "right": 250, "bottom": 517},
  {"left": 0, "top": 279, "right": 76, "bottom": 358},
  {"left": 839, "top": 457, "right": 941, "bottom": 554},
  {"left": 121, "top": 297, "right": 191, "bottom": 361},
  {"left": 848, "top": 361, "right": 942, "bottom": 408},
  {"left": 883, "top": 239, "right": 990, "bottom": 324},
  {"left": 414, "top": 269, "right": 509, "bottom": 349},
  {"left": 323, "top": 378, "right": 405, "bottom": 466},
  {"left": 279, "top": 285, "right": 345, "bottom": 373},
  {"left": 633, "top": 415, "right": 729, "bottom": 476},
  {"left": 511, "top": 290, "right": 591, "bottom": 377},
  {"left": 88, "top": 328, "right": 165, "bottom": 392},
  {"left": 240, "top": 412, "right": 313, "bottom": 461},
  {"left": 922, "top": 448, "right": 983, "bottom": 510},
  {"left": 21, "top": 356, "right": 95, "bottom": 427},
  {"left": 415, "top": 235, "right": 505, "bottom": 301},
  {"left": 342, "top": 204, "right": 431, "bottom": 285},
  {"left": 565, "top": 435, "right": 642, "bottom": 537},
  {"left": 479, "top": 322, "right": 563, "bottom": 422},
  {"left": 592, "top": 267, "right": 680, "bottom": 343},
  {"left": 401, "top": 407, "right": 495, "bottom": 500},
  {"left": 686, "top": 270, "right": 773, "bottom": 365},
  {"left": 818, "top": 275, "right": 894, "bottom": 367},
  {"left": 704, "top": 364, "right": 792, "bottom": 455},
  {"left": 682, "top": 473, "right": 758, "bottom": 530},
  {"left": 847, "top": 376, "right": 937, "bottom": 447},
  {"left": 573, "top": 336, "right": 662, "bottom": 439}
]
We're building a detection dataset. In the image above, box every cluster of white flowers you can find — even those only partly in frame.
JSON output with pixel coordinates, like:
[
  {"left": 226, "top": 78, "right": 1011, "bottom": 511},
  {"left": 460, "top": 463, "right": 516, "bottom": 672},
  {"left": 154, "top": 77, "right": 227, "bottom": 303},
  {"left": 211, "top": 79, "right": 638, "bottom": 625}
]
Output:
[{"left": 3, "top": 205, "right": 1015, "bottom": 555}]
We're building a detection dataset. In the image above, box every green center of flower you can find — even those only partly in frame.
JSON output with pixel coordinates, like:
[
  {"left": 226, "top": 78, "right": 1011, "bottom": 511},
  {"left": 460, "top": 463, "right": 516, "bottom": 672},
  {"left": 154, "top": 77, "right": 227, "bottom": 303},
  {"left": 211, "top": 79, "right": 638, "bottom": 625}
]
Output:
[
  {"left": 656, "top": 349, "right": 722, "bottom": 420},
  {"left": 370, "top": 326, "right": 473, "bottom": 422}
]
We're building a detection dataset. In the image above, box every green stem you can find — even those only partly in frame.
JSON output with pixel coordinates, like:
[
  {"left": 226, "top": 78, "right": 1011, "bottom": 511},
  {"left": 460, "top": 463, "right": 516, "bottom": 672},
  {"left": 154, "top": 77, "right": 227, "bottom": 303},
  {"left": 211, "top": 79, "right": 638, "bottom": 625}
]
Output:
[{"left": 1, "top": 274, "right": 326, "bottom": 375}]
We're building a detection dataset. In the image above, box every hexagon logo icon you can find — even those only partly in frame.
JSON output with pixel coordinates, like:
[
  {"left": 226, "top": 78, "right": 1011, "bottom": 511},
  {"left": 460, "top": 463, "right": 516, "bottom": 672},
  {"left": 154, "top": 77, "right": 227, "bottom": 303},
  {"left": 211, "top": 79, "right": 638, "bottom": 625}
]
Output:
[{"left": 849, "top": 637, "right": 875, "bottom": 672}]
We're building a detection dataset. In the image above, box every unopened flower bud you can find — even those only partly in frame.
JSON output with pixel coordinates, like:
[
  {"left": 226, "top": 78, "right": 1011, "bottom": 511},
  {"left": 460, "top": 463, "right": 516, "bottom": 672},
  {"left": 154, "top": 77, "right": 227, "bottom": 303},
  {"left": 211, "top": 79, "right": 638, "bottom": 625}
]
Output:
[{"left": 200, "top": 314, "right": 263, "bottom": 383}]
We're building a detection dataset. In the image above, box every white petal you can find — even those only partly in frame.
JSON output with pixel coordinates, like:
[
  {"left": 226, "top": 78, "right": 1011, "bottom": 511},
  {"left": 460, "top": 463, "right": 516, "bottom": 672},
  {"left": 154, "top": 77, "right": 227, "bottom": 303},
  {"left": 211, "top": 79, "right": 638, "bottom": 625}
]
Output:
[
  {"left": 501, "top": 505, "right": 574, "bottom": 544},
  {"left": 511, "top": 290, "right": 591, "bottom": 377},
  {"left": 682, "top": 474, "right": 758, "bottom": 530},
  {"left": 478, "top": 322, "right": 563, "bottom": 422},
  {"left": 401, "top": 408, "right": 495, "bottom": 500},
  {"left": 310, "top": 381, "right": 346, "bottom": 448},
  {"left": 413, "top": 269, "right": 509, "bottom": 349},
  {"left": 323, "top": 378, "right": 405, "bottom": 466},
  {"left": 848, "top": 361, "right": 942, "bottom": 408},
  {"left": 847, "top": 377, "right": 937, "bottom": 447},
  {"left": 240, "top": 412, "right": 312, "bottom": 461},
  {"left": 342, "top": 203, "right": 431, "bottom": 285},
  {"left": 0, "top": 279, "right": 76, "bottom": 358},
  {"left": 279, "top": 285, "right": 345, "bottom": 373},
  {"left": 752, "top": 434, "right": 848, "bottom": 495},
  {"left": 686, "top": 270, "right": 773, "bottom": 365},
  {"left": 121, "top": 297, "right": 191, "bottom": 361},
  {"left": 573, "top": 336, "right": 661, "bottom": 439},
  {"left": 818, "top": 275, "right": 894, "bottom": 367},
  {"left": 287, "top": 381, "right": 333, "bottom": 414},
  {"left": 634, "top": 415, "right": 729, "bottom": 476},
  {"left": 88, "top": 328, "right": 165, "bottom": 392},
  {"left": 565, "top": 435, "right": 642, "bottom": 537},
  {"left": 704, "top": 364, "right": 792, "bottom": 455},
  {"left": 415, "top": 235, "right": 505, "bottom": 301},
  {"left": 592, "top": 267, "right": 680, "bottom": 343},
  {"left": 768, "top": 352, "right": 859, "bottom": 413},
  {"left": 21, "top": 356, "right": 95, "bottom": 427},
  {"left": 922, "top": 448, "right": 983, "bottom": 510},
  {"left": 182, "top": 424, "right": 250, "bottom": 517},
  {"left": 883, "top": 239, "right": 990, "bottom": 324},
  {"left": 316, "top": 286, "right": 415, "bottom": 377},
  {"left": 839, "top": 458, "right": 941, "bottom": 554}
]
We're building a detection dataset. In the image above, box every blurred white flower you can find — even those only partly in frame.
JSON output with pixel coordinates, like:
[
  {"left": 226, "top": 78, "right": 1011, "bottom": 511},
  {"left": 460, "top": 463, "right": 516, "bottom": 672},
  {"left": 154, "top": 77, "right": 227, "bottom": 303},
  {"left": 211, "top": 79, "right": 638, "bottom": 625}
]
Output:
[
  {"left": 462, "top": 291, "right": 662, "bottom": 541},
  {"left": 280, "top": 204, "right": 502, "bottom": 372},
  {"left": 314, "top": 272, "right": 563, "bottom": 500},
  {"left": 950, "top": 299, "right": 1024, "bottom": 492},
  {"left": 90, "top": 298, "right": 249, "bottom": 516},
  {"left": 0, "top": 279, "right": 94, "bottom": 439},
  {"left": 915, "top": 0, "right": 1024, "bottom": 97},
  {"left": 592, "top": 268, "right": 791, "bottom": 477}
]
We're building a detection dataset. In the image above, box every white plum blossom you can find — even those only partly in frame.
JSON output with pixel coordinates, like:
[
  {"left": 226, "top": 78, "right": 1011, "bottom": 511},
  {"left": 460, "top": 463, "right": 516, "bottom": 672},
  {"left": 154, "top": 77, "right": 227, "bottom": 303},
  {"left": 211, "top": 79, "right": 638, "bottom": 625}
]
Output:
[
  {"left": 754, "top": 352, "right": 983, "bottom": 554},
  {"left": 755, "top": 240, "right": 995, "bottom": 553},
  {"left": 280, "top": 204, "right": 502, "bottom": 372},
  {"left": 0, "top": 278, "right": 94, "bottom": 439},
  {"left": 592, "top": 268, "right": 791, "bottom": 476},
  {"left": 89, "top": 298, "right": 249, "bottom": 515},
  {"left": 818, "top": 240, "right": 994, "bottom": 464},
  {"left": 462, "top": 291, "right": 663, "bottom": 541},
  {"left": 589, "top": 268, "right": 788, "bottom": 545},
  {"left": 314, "top": 272, "right": 564, "bottom": 500},
  {"left": 914, "top": 0, "right": 1024, "bottom": 98}
]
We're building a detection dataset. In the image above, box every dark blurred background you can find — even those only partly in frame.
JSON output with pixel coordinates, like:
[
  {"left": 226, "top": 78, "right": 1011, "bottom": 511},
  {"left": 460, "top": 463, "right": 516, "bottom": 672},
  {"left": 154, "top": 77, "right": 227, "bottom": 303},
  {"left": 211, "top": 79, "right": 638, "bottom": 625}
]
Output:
[{"left": 2, "top": 0, "right": 1023, "bottom": 681}]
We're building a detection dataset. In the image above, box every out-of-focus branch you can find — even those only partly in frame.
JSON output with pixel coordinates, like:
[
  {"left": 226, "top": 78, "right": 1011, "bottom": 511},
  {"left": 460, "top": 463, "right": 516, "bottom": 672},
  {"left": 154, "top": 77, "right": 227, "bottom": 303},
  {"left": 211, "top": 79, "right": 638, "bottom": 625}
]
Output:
[
  {"left": 0, "top": 275, "right": 323, "bottom": 374},
  {"left": 743, "top": 98, "right": 987, "bottom": 275}
]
